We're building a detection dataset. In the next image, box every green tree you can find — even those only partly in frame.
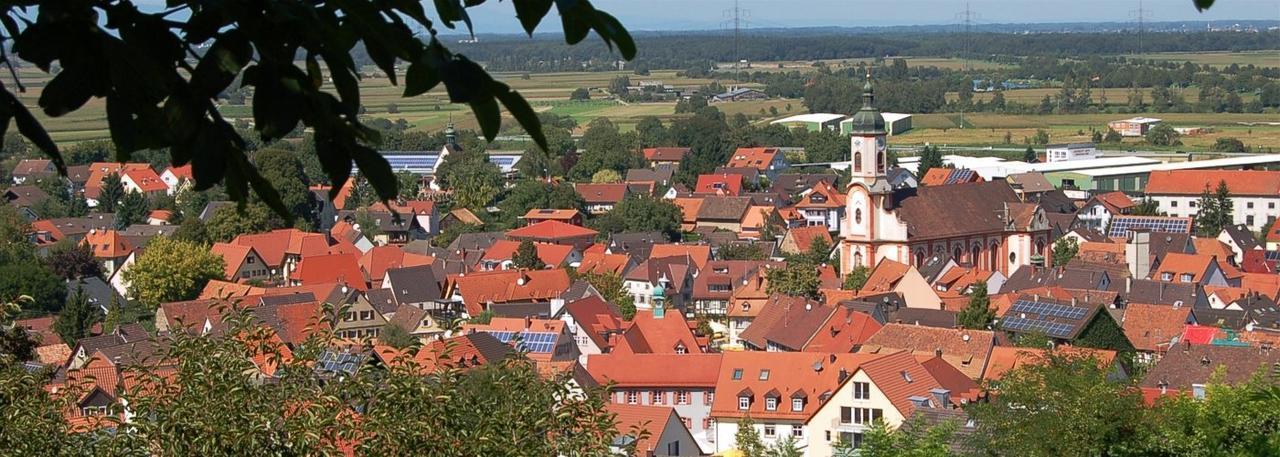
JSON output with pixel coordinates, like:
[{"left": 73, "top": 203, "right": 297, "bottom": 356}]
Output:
[
  {"left": 917, "top": 145, "right": 944, "bottom": 182},
  {"left": 1145, "top": 123, "right": 1182, "bottom": 146},
  {"left": 1031, "top": 129, "right": 1050, "bottom": 145},
  {"left": 1103, "top": 128, "right": 1123, "bottom": 143},
  {"left": 1194, "top": 181, "right": 1233, "bottom": 237},
  {"left": 1211, "top": 179, "right": 1234, "bottom": 235},
  {"left": 968, "top": 351, "right": 1145, "bottom": 457},
  {"left": 45, "top": 241, "right": 102, "bottom": 280},
  {"left": 957, "top": 282, "right": 994, "bottom": 330},
  {"left": 379, "top": 323, "right": 417, "bottom": 349},
  {"left": 858, "top": 416, "right": 958, "bottom": 457},
  {"left": 114, "top": 191, "right": 151, "bottom": 229},
  {"left": 1023, "top": 146, "right": 1037, "bottom": 163},
  {"left": 395, "top": 171, "right": 421, "bottom": 200},
  {"left": 0, "top": 263, "right": 66, "bottom": 315},
  {"left": 590, "top": 169, "right": 622, "bottom": 183},
  {"left": 718, "top": 243, "right": 766, "bottom": 261},
  {"left": 353, "top": 207, "right": 384, "bottom": 238},
  {"left": 589, "top": 196, "right": 683, "bottom": 242},
  {"left": 206, "top": 203, "right": 279, "bottom": 242},
  {"left": 574, "top": 271, "right": 636, "bottom": 320},
  {"left": 174, "top": 217, "right": 212, "bottom": 245},
  {"left": 843, "top": 265, "right": 870, "bottom": 291},
  {"left": 1091, "top": 130, "right": 1103, "bottom": 143},
  {"left": 1052, "top": 237, "right": 1079, "bottom": 266},
  {"left": 1131, "top": 197, "right": 1164, "bottom": 216},
  {"left": 0, "top": 296, "right": 37, "bottom": 362},
  {"left": 122, "top": 237, "right": 226, "bottom": 308},
  {"left": 1, "top": 0, "right": 635, "bottom": 221},
  {"left": 52, "top": 286, "right": 102, "bottom": 346},
  {"left": 436, "top": 149, "right": 503, "bottom": 210},
  {"left": 433, "top": 223, "right": 484, "bottom": 248},
  {"left": 512, "top": 240, "right": 546, "bottom": 270},
  {"left": 97, "top": 173, "right": 124, "bottom": 213},
  {"left": 769, "top": 436, "right": 803, "bottom": 457},
  {"left": 255, "top": 148, "right": 315, "bottom": 226},
  {"left": 1210, "top": 137, "right": 1246, "bottom": 153},
  {"left": 570, "top": 118, "right": 639, "bottom": 181},
  {"left": 0, "top": 206, "right": 35, "bottom": 266},
  {"left": 569, "top": 87, "right": 591, "bottom": 100},
  {"left": 735, "top": 416, "right": 767, "bottom": 457},
  {"left": 766, "top": 263, "right": 821, "bottom": 300}
]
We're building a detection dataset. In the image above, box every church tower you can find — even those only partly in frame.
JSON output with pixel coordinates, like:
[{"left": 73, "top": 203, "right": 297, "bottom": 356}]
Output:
[{"left": 842, "top": 75, "right": 904, "bottom": 272}]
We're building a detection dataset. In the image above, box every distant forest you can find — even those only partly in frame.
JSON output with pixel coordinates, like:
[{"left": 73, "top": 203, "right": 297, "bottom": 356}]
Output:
[{"left": 425, "top": 31, "right": 1280, "bottom": 73}]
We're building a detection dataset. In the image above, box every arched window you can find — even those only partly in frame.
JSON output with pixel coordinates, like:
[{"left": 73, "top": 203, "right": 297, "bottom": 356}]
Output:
[
  {"left": 855, "top": 208, "right": 863, "bottom": 225},
  {"left": 971, "top": 243, "right": 982, "bottom": 267},
  {"left": 853, "top": 251, "right": 864, "bottom": 269},
  {"left": 953, "top": 246, "right": 963, "bottom": 262},
  {"left": 989, "top": 241, "right": 1000, "bottom": 271},
  {"left": 878, "top": 151, "right": 887, "bottom": 173},
  {"left": 1036, "top": 240, "right": 1046, "bottom": 255},
  {"left": 854, "top": 152, "right": 863, "bottom": 173},
  {"left": 915, "top": 249, "right": 926, "bottom": 266}
]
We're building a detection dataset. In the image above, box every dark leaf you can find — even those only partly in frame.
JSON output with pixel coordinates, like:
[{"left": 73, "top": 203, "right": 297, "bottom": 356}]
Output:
[
  {"left": 363, "top": 40, "right": 398, "bottom": 85},
  {"left": 1193, "top": 0, "right": 1215, "bottom": 11},
  {"left": 513, "top": 0, "right": 553, "bottom": 35},
  {"left": 489, "top": 81, "right": 546, "bottom": 151},
  {"left": 38, "top": 68, "right": 94, "bottom": 117},
  {"left": 441, "top": 57, "right": 486, "bottom": 103},
  {"left": 403, "top": 58, "right": 441, "bottom": 97},
  {"left": 236, "top": 152, "right": 294, "bottom": 224},
  {"left": 249, "top": 65, "right": 303, "bottom": 142},
  {"left": 314, "top": 133, "right": 353, "bottom": 201},
  {"left": 594, "top": 12, "right": 636, "bottom": 60},
  {"left": 432, "top": 0, "right": 474, "bottom": 33},
  {"left": 386, "top": 0, "right": 431, "bottom": 26},
  {"left": 190, "top": 31, "right": 253, "bottom": 97},
  {"left": 350, "top": 145, "right": 399, "bottom": 202},
  {"left": 13, "top": 22, "right": 59, "bottom": 71},
  {"left": 5, "top": 91, "right": 64, "bottom": 175},
  {"left": 470, "top": 96, "right": 500, "bottom": 142},
  {"left": 321, "top": 50, "right": 362, "bottom": 115},
  {"left": 106, "top": 93, "right": 167, "bottom": 157},
  {"left": 188, "top": 124, "right": 227, "bottom": 191},
  {"left": 306, "top": 53, "right": 324, "bottom": 90},
  {"left": 556, "top": 0, "right": 592, "bottom": 45}
]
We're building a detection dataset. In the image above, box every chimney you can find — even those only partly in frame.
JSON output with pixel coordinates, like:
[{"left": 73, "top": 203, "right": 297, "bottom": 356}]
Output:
[
  {"left": 524, "top": 316, "right": 532, "bottom": 329},
  {"left": 930, "top": 388, "right": 951, "bottom": 408},
  {"left": 1127, "top": 229, "right": 1152, "bottom": 280},
  {"left": 837, "top": 368, "right": 849, "bottom": 383}
]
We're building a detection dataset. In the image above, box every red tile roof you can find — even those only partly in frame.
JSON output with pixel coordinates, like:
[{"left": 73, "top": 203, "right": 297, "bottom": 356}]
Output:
[
  {"left": 1146, "top": 170, "right": 1280, "bottom": 196},
  {"left": 480, "top": 240, "right": 573, "bottom": 268},
  {"left": 291, "top": 253, "right": 367, "bottom": 290},
  {"left": 574, "top": 183, "right": 629, "bottom": 204},
  {"left": 578, "top": 251, "right": 631, "bottom": 276},
  {"left": 860, "top": 324, "right": 995, "bottom": 380},
  {"left": 981, "top": 345, "right": 1117, "bottom": 382},
  {"left": 793, "top": 180, "right": 846, "bottom": 209},
  {"left": 123, "top": 167, "right": 168, "bottom": 193},
  {"left": 210, "top": 242, "right": 256, "bottom": 280},
  {"left": 1152, "top": 253, "right": 1217, "bottom": 283},
  {"left": 233, "top": 229, "right": 329, "bottom": 268},
  {"left": 726, "top": 147, "right": 780, "bottom": 172},
  {"left": 803, "top": 307, "right": 882, "bottom": 353},
  {"left": 358, "top": 245, "right": 433, "bottom": 284},
  {"left": 522, "top": 208, "right": 581, "bottom": 222},
  {"left": 505, "top": 220, "right": 598, "bottom": 241},
  {"left": 613, "top": 310, "right": 704, "bottom": 355},
  {"left": 80, "top": 230, "right": 134, "bottom": 258},
  {"left": 564, "top": 296, "right": 624, "bottom": 351},
  {"left": 448, "top": 269, "right": 572, "bottom": 315},
  {"left": 588, "top": 353, "right": 722, "bottom": 388},
  {"left": 784, "top": 226, "right": 833, "bottom": 253},
  {"left": 164, "top": 164, "right": 193, "bottom": 180},
  {"left": 1122, "top": 303, "right": 1192, "bottom": 352},
  {"left": 1090, "top": 191, "right": 1135, "bottom": 213},
  {"left": 607, "top": 404, "right": 683, "bottom": 456},
  {"left": 198, "top": 280, "right": 266, "bottom": 300},
  {"left": 695, "top": 173, "right": 744, "bottom": 196},
  {"left": 860, "top": 258, "right": 912, "bottom": 294},
  {"left": 643, "top": 147, "right": 690, "bottom": 162},
  {"left": 648, "top": 244, "right": 711, "bottom": 270},
  {"left": 711, "top": 352, "right": 878, "bottom": 421},
  {"left": 858, "top": 351, "right": 950, "bottom": 417},
  {"left": 83, "top": 162, "right": 151, "bottom": 199}
]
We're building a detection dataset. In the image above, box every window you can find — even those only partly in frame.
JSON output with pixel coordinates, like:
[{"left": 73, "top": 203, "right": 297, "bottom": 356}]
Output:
[
  {"left": 853, "top": 381, "right": 870, "bottom": 400},
  {"left": 732, "top": 369, "right": 743, "bottom": 380},
  {"left": 855, "top": 208, "right": 862, "bottom": 224},
  {"left": 675, "top": 344, "right": 687, "bottom": 354},
  {"left": 853, "top": 408, "right": 883, "bottom": 425},
  {"left": 765, "top": 397, "right": 777, "bottom": 411},
  {"left": 703, "top": 418, "right": 712, "bottom": 430},
  {"left": 1161, "top": 272, "right": 1174, "bottom": 281},
  {"left": 1247, "top": 215, "right": 1255, "bottom": 226},
  {"left": 652, "top": 391, "right": 664, "bottom": 405},
  {"left": 667, "top": 441, "right": 680, "bottom": 456},
  {"left": 1171, "top": 201, "right": 1178, "bottom": 208},
  {"left": 792, "top": 398, "right": 804, "bottom": 412},
  {"left": 682, "top": 417, "right": 691, "bottom": 430},
  {"left": 1192, "top": 383, "right": 1206, "bottom": 399},
  {"left": 627, "top": 391, "right": 638, "bottom": 405},
  {"left": 763, "top": 425, "right": 776, "bottom": 437},
  {"left": 1270, "top": 202, "right": 1276, "bottom": 209},
  {"left": 1248, "top": 202, "right": 1254, "bottom": 209},
  {"left": 854, "top": 152, "right": 862, "bottom": 172},
  {"left": 826, "top": 431, "right": 831, "bottom": 442},
  {"left": 1180, "top": 273, "right": 1194, "bottom": 283},
  {"left": 792, "top": 427, "right": 804, "bottom": 438},
  {"left": 759, "top": 369, "right": 770, "bottom": 381},
  {"left": 953, "top": 246, "right": 963, "bottom": 261},
  {"left": 343, "top": 312, "right": 355, "bottom": 322},
  {"left": 81, "top": 406, "right": 107, "bottom": 416},
  {"left": 706, "top": 392, "right": 714, "bottom": 405},
  {"left": 1190, "top": 201, "right": 1197, "bottom": 208},
  {"left": 246, "top": 256, "right": 255, "bottom": 263},
  {"left": 840, "top": 406, "right": 852, "bottom": 424},
  {"left": 738, "top": 396, "right": 750, "bottom": 410},
  {"left": 678, "top": 391, "right": 689, "bottom": 405},
  {"left": 359, "top": 310, "right": 373, "bottom": 321}
]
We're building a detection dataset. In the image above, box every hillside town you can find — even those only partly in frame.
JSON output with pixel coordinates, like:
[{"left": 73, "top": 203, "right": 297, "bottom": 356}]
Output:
[{"left": 3, "top": 74, "right": 1279, "bottom": 456}]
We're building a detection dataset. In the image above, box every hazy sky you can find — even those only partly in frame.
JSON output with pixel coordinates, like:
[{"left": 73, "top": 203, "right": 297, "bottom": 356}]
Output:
[{"left": 455, "top": 0, "right": 1279, "bottom": 33}]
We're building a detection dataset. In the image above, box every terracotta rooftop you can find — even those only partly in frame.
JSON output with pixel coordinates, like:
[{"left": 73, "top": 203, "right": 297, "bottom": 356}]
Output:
[
  {"left": 448, "top": 269, "right": 572, "bottom": 315},
  {"left": 209, "top": 242, "right": 255, "bottom": 280},
  {"left": 1146, "top": 169, "right": 1280, "bottom": 196},
  {"left": 642, "top": 147, "right": 690, "bottom": 162},
  {"left": 725, "top": 147, "right": 780, "bottom": 172},
  {"left": 982, "top": 346, "right": 1118, "bottom": 382},
  {"left": 290, "top": 253, "right": 367, "bottom": 291},
  {"left": 859, "top": 323, "right": 995, "bottom": 380},
  {"left": 574, "top": 183, "right": 629, "bottom": 204},
  {"left": 694, "top": 173, "right": 744, "bottom": 196},
  {"left": 505, "top": 220, "right": 598, "bottom": 240},
  {"left": 711, "top": 352, "right": 877, "bottom": 421},
  {"left": 588, "top": 353, "right": 722, "bottom": 388},
  {"left": 1122, "top": 303, "right": 1193, "bottom": 353},
  {"left": 480, "top": 240, "right": 573, "bottom": 268}
]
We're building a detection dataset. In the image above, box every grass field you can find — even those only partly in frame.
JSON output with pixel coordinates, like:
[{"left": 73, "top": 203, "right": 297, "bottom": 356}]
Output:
[
  {"left": 8, "top": 59, "right": 1280, "bottom": 151},
  {"left": 727, "top": 57, "right": 1012, "bottom": 72},
  {"left": 1128, "top": 50, "right": 1280, "bottom": 68},
  {"left": 943, "top": 86, "right": 1254, "bottom": 105}
]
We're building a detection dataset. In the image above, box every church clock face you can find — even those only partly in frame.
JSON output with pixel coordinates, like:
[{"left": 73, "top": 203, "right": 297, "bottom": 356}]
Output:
[
  {"left": 853, "top": 138, "right": 863, "bottom": 147},
  {"left": 875, "top": 136, "right": 886, "bottom": 153}
]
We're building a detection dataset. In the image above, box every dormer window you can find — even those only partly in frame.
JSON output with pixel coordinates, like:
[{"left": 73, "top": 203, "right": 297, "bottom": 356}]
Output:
[
  {"left": 732, "top": 369, "right": 743, "bottom": 380},
  {"left": 809, "top": 193, "right": 827, "bottom": 203},
  {"left": 738, "top": 396, "right": 750, "bottom": 410},
  {"left": 765, "top": 397, "right": 777, "bottom": 411},
  {"left": 675, "top": 343, "right": 687, "bottom": 354},
  {"left": 791, "top": 398, "right": 804, "bottom": 412},
  {"left": 1180, "top": 273, "right": 1194, "bottom": 283},
  {"left": 1161, "top": 272, "right": 1174, "bottom": 281},
  {"left": 759, "top": 369, "right": 770, "bottom": 381}
]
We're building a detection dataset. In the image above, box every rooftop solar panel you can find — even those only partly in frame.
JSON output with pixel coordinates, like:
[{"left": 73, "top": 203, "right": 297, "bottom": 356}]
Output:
[
  {"left": 1107, "top": 216, "right": 1193, "bottom": 238},
  {"left": 482, "top": 330, "right": 558, "bottom": 353}
]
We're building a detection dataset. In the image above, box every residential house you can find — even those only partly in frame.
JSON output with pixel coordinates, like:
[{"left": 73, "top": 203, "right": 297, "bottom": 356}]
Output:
[
  {"left": 771, "top": 174, "right": 841, "bottom": 198},
  {"left": 624, "top": 256, "right": 696, "bottom": 311},
  {"left": 803, "top": 305, "right": 883, "bottom": 353},
  {"left": 607, "top": 404, "right": 701, "bottom": 457},
  {"left": 626, "top": 165, "right": 675, "bottom": 190},
  {"left": 1122, "top": 303, "right": 1195, "bottom": 361},
  {"left": 232, "top": 228, "right": 330, "bottom": 281},
  {"left": 119, "top": 167, "right": 168, "bottom": 197},
  {"left": 210, "top": 243, "right": 271, "bottom": 283},
  {"left": 806, "top": 351, "right": 980, "bottom": 455},
  {"left": 790, "top": 180, "right": 846, "bottom": 233},
  {"left": 478, "top": 240, "right": 578, "bottom": 270},
  {"left": 726, "top": 147, "right": 787, "bottom": 181},
  {"left": 439, "top": 207, "right": 483, "bottom": 232},
  {"left": 10, "top": 159, "right": 55, "bottom": 184},
  {"left": 577, "top": 250, "right": 633, "bottom": 276},
  {"left": 779, "top": 226, "right": 834, "bottom": 257},
  {"left": 709, "top": 352, "right": 870, "bottom": 454},
  {"left": 575, "top": 183, "right": 629, "bottom": 214},
  {"left": 80, "top": 229, "right": 134, "bottom": 276},
  {"left": 1217, "top": 224, "right": 1261, "bottom": 265},
  {"left": 380, "top": 264, "right": 445, "bottom": 312},
  {"left": 737, "top": 296, "right": 832, "bottom": 352},
  {"left": 561, "top": 296, "right": 624, "bottom": 363},
  {"left": 694, "top": 173, "right": 743, "bottom": 197},
  {"left": 726, "top": 268, "right": 774, "bottom": 347},
  {"left": 673, "top": 197, "right": 703, "bottom": 232},
  {"left": 82, "top": 162, "right": 151, "bottom": 206},
  {"left": 920, "top": 168, "right": 983, "bottom": 187},
  {"left": 461, "top": 317, "right": 580, "bottom": 362},
  {"left": 643, "top": 147, "right": 690, "bottom": 168},
  {"left": 1152, "top": 253, "right": 1232, "bottom": 287},
  {"left": 522, "top": 208, "right": 584, "bottom": 226},
  {"left": 858, "top": 324, "right": 995, "bottom": 380},
  {"left": 159, "top": 164, "right": 192, "bottom": 195},
  {"left": 1147, "top": 170, "right": 1280, "bottom": 232},
  {"left": 1077, "top": 192, "right": 1134, "bottom": 231},
  {"left": 998, "top": 294, "right": 1128, "bottom": 349},
  {"left": 506, "top": 220, "right": 599, "bottom": 251},
  {"left": 590, "top": 353, "right": 722, "bottom": 452},
  {"left": 711, "top": 87, "right": 767, "bottom": 103},
  {"left": 334, "top": 292, "right": 394, "bottom": 339},
  {"left": 1141, "top": 344, "right": 1280, "bottom": 404},
  {"left": 290, "top": 253, "right": 367, "bottom": 290},
  {"left": 691, "top": 261, "right": 764, "bottom": 316},
  {"left": 982, "top": 346, "right": 1123, "bottom": 383},
  {"left": 445, "top": 268, "right": 572, "bottom": 317},
  {"left": 695, "top": 196, "right": 752, "bottom": 232},
  {"left": 359, "top": 245, "right": 434, "bottom": 288},
  {"left": 858, "top": 259, "right": 943, "bottom": 310}
]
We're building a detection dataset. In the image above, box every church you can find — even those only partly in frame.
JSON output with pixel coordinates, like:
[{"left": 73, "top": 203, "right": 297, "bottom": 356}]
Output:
[{"left": 839, "top": 77, "right": 1052, "bottom": 275}]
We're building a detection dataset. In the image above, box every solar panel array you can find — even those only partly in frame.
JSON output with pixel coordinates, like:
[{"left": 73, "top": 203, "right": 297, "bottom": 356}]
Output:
[
  {"left": 944, "top": 169, "right": 976, "bottom": 185},
  {"left": 1001, "top": 317, "right": 1075, "bottom": 338},
  {"left": 1011, "top": 299, "right": 1089, "bottom": 320},
  {"left": 352, "top": 152, "right": 441, "bottom": 175},
  {"left": 487, "top": 155, "right": 522, "bottom": 173},
  {"left": 484, "top": 330, "right": 558, "bottom": 353},
  {"left": 1107, "top": 216, "right": 1193, "bottom": 238},
  {"left": 1266, "top": 251, "right": 1280, "bottom": 262},
  {"left": 317, "top": 351, "right": 365, "bottom": 375}
]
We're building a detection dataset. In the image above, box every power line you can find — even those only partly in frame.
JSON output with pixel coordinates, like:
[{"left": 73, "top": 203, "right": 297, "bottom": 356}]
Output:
[{"left": 720, "top": 0, "right": 751, "bottom": 68}]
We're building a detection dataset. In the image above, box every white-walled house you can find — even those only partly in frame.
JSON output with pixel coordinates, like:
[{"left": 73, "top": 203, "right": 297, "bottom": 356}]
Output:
[
  {"left": 589, "top": 353, "right": 722, "bottom": 454},
  {"left": 1146, "top": 170, "right": 1280, "bottom": 232}
]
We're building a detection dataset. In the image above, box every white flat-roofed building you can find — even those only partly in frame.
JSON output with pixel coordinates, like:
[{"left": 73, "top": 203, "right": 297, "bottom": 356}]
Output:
[{"left": 1045, "top": 143, "right": 1101, "bottom": 162}]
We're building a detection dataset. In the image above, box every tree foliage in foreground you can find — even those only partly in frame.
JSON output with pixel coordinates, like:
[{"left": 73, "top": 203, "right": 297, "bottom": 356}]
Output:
[
  {"left": 0, "top": 306, "right": 618, "bottom": 456},
  {"left": 2, "top": 0, "right": 634, "bottom": 221},
  {"left": 121, "top": 237, "right": 225, "bottom": 308}
]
